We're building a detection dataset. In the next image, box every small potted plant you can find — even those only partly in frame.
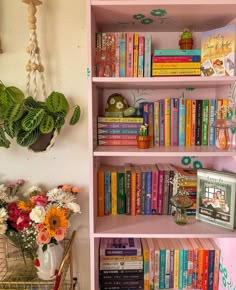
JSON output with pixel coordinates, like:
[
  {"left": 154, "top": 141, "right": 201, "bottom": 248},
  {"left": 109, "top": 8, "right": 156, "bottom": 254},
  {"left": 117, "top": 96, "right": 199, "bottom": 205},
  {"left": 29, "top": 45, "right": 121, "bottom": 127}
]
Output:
[
  {"left": 179, "top": 28, "right": 193, "bottom": 50},
  {"left": 136, "top": 124, "right": 151, "bottom": 149},
  {"left": 0, "top": 81, "right": 81, "bottom": 152}
]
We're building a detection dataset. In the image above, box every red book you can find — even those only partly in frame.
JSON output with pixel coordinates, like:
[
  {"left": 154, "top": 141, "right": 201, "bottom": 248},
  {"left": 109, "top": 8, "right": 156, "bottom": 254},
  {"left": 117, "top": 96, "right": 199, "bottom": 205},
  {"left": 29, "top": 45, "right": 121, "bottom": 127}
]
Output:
[
  {"left": 152, "top": 55, "right": 201, "bottom": 63},
  {"left": 98, "top": 139, "right": 137, "bottom": 146}
]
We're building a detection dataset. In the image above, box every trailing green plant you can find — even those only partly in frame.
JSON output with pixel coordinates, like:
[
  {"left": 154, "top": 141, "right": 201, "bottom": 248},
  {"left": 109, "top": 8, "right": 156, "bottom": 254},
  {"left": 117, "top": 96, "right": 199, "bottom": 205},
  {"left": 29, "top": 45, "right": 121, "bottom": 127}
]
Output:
[{"left": 0, "top": 81, "right": 81, "bottom": 149}]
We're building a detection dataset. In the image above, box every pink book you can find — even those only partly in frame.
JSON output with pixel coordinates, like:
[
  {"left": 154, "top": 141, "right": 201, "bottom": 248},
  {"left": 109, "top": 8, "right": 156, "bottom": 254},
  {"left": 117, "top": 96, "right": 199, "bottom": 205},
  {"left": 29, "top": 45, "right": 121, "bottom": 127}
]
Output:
[
  {"left": 98, "top": 139, "right": 137, "bottom": 146},
  {"left": 98, "top": 134, "right": 136, "bottom": 140},
  {"left": 171, "top": 98, "right": 179, "bottom": 146},
  {"left": 152, "top": 55, "right": 201, "bottom": 63},
  {"left": 138, "top": 36, "right": 145, "bottom": 77},
  {"left": 115, "top": 32, "right": 120, "bottom": 77},
  {"left": 191, "top": 100, "right": 196, "bottom": 146},
  {"left": 126, "top": 32, "right": 134, "bottom": 77},
  {"left": 150, "top": 164, "right": 159, "bottom": 214}
]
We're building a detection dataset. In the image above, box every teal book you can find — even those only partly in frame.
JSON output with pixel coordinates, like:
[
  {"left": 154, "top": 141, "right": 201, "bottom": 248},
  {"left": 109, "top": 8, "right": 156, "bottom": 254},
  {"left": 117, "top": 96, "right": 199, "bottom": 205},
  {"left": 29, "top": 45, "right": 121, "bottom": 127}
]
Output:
[
  {"left": 117, "top": 166, "right": 126, "bottom": 214},
  {"left": 104, "top": 167, "right": 111, "bottom": 215},
  {"left": 119, "top": 32, "right": 126, "bottom": 77},
  {"left": 157, "top": 239, "right": 166, "bottom": 289},
  {"left": 154, "top": 49, "right": 201, "bottom": 56},
  {"left": 178, "top": 97, "right": 186, "bottom": 146},
  {"left": 179, "top": 247, "right": 185, "bottom": 289}
]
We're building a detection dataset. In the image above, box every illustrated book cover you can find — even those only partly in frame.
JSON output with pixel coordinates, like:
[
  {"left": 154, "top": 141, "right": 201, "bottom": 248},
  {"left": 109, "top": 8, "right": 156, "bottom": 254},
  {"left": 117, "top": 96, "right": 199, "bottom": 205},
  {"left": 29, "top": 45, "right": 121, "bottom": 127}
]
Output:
[
  {"left": 201, "top": 24, "right": 236, "bottom": 76},
  {"left": 196, "top": 168, "right": 236, "bottom": 230}
]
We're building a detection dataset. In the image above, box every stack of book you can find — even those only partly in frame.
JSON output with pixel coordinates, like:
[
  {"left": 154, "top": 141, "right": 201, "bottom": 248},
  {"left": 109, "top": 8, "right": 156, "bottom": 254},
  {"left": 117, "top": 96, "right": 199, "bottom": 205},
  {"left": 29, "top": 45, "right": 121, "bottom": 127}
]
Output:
[
  {"left": 140, "top": 238, "right": 220, "bottom": 290},
  {"left": 152, "top": 49, "right": 201, "bottom": 76},
  {"left": 97, "top": 117, "right": 143, "bottom": 146},
  {"left": 99, "top": 238, "right": 144, "bottom": 290}
]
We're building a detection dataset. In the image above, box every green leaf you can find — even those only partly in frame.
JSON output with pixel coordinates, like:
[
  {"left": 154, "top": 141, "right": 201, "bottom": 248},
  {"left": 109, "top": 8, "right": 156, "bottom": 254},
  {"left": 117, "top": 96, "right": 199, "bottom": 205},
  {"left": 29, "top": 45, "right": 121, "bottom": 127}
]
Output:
[
  {"left": 42, "top": 244, "right": 48, "bottom": 252},
  {"left": 6, "top": 103, "right": 24, "bottom": 121},
  {"left": 4, "top": 120, "right": 21, "bottom": 138},
  {"left": 0, "top": 91, "right": 15, "bottom": 119},
  {"left": 21, "top": 108, "right": 45, "bottom": 131},
  {"left": 0, "top": 127, "right": 11, "bottom": 148},
  {"left": 46, "top": 91, "right": 70, "bottom": 115},
  {"left": 54, "top": 116, "right": 65, "bottom": 128},
  {"left": 39, "top": 115, "right": 55, "bottom": 133},
  {"left": 23, "top": 96, "right": 41, "bottom": 111},
  {"left": 6, "top": 86, "right": 25, "bottom": 103},
  {"left": 16, "top": 128, "right": 40, "bottom": 147},
  {"left": 69, "top": 105, "right": 81, "bottom": 125}
]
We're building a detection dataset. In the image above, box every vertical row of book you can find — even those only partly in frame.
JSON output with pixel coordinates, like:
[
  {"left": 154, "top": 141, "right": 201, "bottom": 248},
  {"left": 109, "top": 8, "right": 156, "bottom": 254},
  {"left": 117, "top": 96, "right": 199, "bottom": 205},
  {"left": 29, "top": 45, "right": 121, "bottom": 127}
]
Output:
[
  {"left": 97, "top": 164, "right": 197, "bottom": 217},
  {"left": 95, "top": 32, "right": 152, "bottom": 78},
  {"left": 99, "top": 237, "right": 220, "bottom": 290}
]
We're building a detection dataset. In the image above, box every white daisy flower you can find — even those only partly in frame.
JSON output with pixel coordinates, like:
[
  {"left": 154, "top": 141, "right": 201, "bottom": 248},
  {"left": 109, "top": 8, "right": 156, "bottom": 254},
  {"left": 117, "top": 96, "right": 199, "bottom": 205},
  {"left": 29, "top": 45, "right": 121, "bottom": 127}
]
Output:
[
  {"left": 23, "top": 186, "right": 41, "bottom": 197},
  {"left": 67, "top": 202, "right": 81, "bottom": 213},
  {"left": 116, "top": 101, "right": 124, "bottom": 109}
]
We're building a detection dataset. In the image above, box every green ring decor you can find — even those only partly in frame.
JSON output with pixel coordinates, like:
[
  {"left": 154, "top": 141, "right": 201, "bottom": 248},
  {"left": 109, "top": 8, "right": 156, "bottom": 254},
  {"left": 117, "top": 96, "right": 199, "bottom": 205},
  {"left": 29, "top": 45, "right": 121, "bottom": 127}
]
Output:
[
  {"left": 133, "top": 14, "right": 145, "bottom": 20},
  {"left": 150, "top": 9, "right": 167, "bottom": 17},
  {"left": 181, "top": 156, "right": 191, "bottom": 166},
  {"left": 141, "top": 18, "right": 154, "bottom": 25},
  {"left": 193, "top": 160, "right": 203, "bottom": 169}
]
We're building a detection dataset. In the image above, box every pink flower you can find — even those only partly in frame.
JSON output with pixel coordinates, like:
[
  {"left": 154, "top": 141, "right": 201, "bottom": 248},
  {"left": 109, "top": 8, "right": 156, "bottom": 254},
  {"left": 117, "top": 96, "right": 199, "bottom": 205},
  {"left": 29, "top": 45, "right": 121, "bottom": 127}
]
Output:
[
  {"left": 36, "top": 231, "right": 51, "bottom": 244},
  {"left": 54, "top": 227, "right": 67, "bottom": 241},
  {"left": 34, "top": 258, "right": 40, "bottom": 267},
  {"left": 30, "top": 195, "right": 48, "bottom": 206},
  {"left": 7, "top": 184, "right": 15, "bottom": 189},
  {"left": 16, "top": 179, "right": 25, "bottom": 185},
  {"left": 36, "top": 223, "right": 45, "bottom": 232},
  {"left": 16, "top": 212, "right": 31, "bottom": 231}
]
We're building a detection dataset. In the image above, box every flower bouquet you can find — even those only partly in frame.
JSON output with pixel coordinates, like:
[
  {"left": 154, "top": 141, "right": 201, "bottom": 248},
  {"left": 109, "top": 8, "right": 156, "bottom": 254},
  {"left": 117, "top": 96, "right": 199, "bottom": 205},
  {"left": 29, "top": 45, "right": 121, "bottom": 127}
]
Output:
[{"left": 0, "top": 180, "right": 81, "bottom": 271}]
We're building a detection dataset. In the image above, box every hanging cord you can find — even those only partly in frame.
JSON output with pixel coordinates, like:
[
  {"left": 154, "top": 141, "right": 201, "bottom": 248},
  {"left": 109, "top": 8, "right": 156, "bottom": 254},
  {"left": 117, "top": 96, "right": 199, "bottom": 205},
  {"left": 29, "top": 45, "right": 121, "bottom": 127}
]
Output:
[{"left": 24, "top": 0, "right": 47, "bottom": 100}]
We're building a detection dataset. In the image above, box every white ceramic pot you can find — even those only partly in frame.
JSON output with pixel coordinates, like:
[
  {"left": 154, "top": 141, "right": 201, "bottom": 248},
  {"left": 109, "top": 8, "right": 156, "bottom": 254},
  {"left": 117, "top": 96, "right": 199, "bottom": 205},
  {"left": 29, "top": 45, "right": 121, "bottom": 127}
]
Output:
[{"left": 36, "top": 243, "right": 64, "bottom": 280}]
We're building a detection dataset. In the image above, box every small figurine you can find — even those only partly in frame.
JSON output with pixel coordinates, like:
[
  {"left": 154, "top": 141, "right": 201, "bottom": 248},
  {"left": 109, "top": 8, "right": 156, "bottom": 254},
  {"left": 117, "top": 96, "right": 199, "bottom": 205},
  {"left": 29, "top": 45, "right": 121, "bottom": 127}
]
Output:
[
  {"left": 179, "top": 28, "right": 193, "bottom": 50},
  {"left": 105, "top": 93, "right": 135, "bottom": 117}
]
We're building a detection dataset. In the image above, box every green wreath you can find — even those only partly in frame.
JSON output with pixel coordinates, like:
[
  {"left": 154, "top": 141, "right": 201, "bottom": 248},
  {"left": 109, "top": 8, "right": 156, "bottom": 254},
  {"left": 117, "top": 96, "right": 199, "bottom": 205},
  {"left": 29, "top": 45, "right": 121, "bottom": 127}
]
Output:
[
  {"left": 141, "top": 18, "right": 153, "bottom": 25},
  {"left": 150, "top": 9, "right": 167, "bottom": 17},
  {"left": 133, "top": 14, "right": 145, "bottom": 20},
  {"left": 193, "top": 160, "right": 203, "bottom": 169},
  {"left": 181, "top": 156, "right": 191, "bottom": 166}
]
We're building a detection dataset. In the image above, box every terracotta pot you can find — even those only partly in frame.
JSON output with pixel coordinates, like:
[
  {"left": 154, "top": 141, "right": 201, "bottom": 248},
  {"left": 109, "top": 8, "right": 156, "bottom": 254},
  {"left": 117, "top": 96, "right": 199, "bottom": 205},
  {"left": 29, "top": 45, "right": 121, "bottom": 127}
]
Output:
[
  {"left": 136, "top": 136, "right": 151, "bottom": 149},
  {"left": 179, "top": 38, "right": 193, "bottom": 50}
]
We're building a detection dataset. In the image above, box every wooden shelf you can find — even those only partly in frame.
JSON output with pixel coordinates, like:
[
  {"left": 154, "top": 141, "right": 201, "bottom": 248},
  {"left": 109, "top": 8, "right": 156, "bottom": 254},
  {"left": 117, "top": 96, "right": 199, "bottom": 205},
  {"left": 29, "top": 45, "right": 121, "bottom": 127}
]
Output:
[
  {"left": 93, "top": 215, "right": 236, "bottom": 238},
  {"left": 92, "top": 76, "right": 236, "bottom": 89},
  {"left": 94, "top": 146, "right": 236, "bottom": 157}
]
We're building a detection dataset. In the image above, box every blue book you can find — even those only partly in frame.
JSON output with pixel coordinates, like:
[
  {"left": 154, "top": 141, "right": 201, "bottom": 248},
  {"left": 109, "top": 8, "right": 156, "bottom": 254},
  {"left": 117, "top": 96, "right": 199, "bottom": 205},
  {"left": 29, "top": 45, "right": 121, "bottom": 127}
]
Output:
[
  {"left": 144, "top": 165, "right": 152, "bottom": 215},
  {"left": 159, "top": 99, "right": 165, "bottom": 146},
  {"left": 139, "top": 102, "right": 149, "bottom": 127},
  {"left": 119, "top": 32, "right": 126, "bottom": 77},
  {"left": 154, "top": 49, "right": 201, "bottom": 56},
  {"left": 209, "top": 99, "right": 216, "bottom": 146},
  {"left": 159, "top": 249, "right": 166, "bottom": 289},
  {"left": 178, "top": 97, "right": 186, "bottom": 146},
  {"left": 104, "top": 168, "right": 111, "bottom": 215}
]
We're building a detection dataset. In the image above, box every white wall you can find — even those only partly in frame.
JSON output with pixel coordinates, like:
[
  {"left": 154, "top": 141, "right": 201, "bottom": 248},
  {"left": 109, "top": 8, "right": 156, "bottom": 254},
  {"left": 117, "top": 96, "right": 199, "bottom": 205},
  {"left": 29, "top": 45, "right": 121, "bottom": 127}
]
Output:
[{"left": 0, "top": 0, "right": 89, "bottom": 289}]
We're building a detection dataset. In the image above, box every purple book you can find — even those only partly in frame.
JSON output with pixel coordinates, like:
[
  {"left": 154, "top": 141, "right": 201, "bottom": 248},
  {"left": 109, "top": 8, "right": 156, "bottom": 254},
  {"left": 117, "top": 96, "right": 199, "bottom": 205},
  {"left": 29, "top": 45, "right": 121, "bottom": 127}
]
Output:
[{"left": 98, "top": 122, "right": 142, "bottom": 129}]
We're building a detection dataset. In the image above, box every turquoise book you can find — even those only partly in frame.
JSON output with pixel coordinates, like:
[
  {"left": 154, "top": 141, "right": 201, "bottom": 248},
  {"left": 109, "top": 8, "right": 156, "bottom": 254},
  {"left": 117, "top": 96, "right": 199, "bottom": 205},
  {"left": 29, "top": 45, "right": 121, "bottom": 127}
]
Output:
[
  {"left": 178, "top": 96, "right": 186, "bottom": 146},
  {"left": 154, "top": 49, "right": 201, "bottom": 56},
  {"left": 119, "top": 32, "right": 126, "bottom": 77}
]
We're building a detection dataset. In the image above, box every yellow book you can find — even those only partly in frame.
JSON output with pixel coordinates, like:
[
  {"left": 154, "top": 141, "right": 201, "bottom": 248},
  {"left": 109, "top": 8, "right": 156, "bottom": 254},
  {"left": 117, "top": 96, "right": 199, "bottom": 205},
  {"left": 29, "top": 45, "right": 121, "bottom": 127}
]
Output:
[
  {"left": 172, "top": 239, "right": 181, "bottom": 289},
  {"left": 110, "top": 166, "right": 117, "bottom": 215},
  {"left": 164, "top": 98, "right": 171, "bottom": 147},
  {"left": 152, "top": 68, "right": 201, "bottom": 76},
  {"left": 222, "top": 98, "right": 229, "bottom": 119},
  {"left": 141, "top": 238, "right": 149, "bottom": 290},
  {"left": 152, "top": 62, "right": 201, "bottom": 69},
  {"left": 185, "top": 99, "right": 192, "bottom": 146},
  {"left": 133, "top": 32, "right": 139, "bottom": 77}
]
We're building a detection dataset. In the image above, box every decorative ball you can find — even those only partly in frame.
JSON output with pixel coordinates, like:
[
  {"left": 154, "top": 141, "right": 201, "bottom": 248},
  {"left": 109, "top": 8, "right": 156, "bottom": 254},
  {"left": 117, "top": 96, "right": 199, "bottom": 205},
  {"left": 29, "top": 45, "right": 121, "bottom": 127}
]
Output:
[{"left": 105, "top": 93, "right": 128, "bottom": 117}]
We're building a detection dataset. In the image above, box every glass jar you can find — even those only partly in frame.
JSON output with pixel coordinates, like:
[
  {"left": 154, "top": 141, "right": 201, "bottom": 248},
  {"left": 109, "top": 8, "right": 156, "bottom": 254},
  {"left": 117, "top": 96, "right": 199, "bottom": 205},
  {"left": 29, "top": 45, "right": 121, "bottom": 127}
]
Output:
[
  {"left": 211, "top": 119, "right": 236, "bottom": 150},
  {"left": 170, "top": 192, "right": 193, "bottom": 225}
]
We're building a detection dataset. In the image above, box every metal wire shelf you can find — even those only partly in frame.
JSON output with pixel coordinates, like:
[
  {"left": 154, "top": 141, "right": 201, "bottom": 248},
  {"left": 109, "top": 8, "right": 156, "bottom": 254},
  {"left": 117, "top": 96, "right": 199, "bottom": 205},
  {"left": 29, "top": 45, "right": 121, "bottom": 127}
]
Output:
[{"left": 0, "top": 232, "right": 76, "bottom": 290}]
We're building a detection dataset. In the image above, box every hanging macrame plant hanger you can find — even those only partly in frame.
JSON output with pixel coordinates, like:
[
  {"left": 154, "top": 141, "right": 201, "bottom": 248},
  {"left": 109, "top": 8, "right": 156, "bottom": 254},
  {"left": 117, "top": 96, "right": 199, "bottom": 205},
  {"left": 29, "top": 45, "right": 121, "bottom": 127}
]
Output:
[{"left": 23, "top": 0, "right": 58, "bottom": 152}]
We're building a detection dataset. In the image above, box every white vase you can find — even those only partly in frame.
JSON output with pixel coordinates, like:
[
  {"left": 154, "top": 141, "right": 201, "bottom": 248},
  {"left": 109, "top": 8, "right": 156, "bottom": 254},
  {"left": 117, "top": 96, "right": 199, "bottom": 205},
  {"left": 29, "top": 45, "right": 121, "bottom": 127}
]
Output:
[{"left": 36, "top": 243, "right": 64, "bottom": 280}]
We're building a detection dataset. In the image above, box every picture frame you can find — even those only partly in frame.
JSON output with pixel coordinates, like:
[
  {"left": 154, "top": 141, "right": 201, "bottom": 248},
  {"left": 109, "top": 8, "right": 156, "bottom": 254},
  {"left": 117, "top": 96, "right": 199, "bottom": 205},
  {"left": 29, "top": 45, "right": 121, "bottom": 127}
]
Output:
[{"left": 196, "top": 168, "right": 236, "bottom": 231}]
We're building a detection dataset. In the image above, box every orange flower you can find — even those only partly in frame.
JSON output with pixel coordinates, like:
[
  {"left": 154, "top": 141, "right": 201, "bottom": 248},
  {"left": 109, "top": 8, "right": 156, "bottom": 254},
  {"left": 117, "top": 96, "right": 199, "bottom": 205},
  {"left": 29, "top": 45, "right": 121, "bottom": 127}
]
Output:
[
  {"left": 44, "top": 207, "right": 68, "bottom": 237},
  {"left": 18, "top": 200, "right": 34, "bottom": 212},
  {"left": 72, "top": 187, "right": 81, "bottom": 193},
  {"left": 62, "top": 185, "right": 72, "bottom": 192}
]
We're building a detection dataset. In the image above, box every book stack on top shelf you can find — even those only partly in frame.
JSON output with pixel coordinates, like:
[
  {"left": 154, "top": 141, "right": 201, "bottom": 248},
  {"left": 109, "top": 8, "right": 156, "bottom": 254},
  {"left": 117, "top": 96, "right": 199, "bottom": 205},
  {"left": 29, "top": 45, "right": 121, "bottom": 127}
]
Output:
[
  {"left": 99, "top": 238, "right": 144, "bottom": 290},
  {"left": 152, "top": 49, "right": 201, "bottom": 76}
]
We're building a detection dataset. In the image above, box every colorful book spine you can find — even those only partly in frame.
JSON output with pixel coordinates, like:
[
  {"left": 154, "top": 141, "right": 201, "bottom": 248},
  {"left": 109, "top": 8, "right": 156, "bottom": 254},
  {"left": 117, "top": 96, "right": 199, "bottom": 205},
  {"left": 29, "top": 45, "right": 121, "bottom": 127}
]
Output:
[
  {"left": 119, "top": 32, "right": 126, "bottom": 77},
  {"left": 159, "top": 247, "right": 166, "bottom": 289},
  {"left": 154, "top": 101, "right": 160, "bottom": 146},
  {"left": 140, "top": 165, "right": 146, "bottom": 215},
  {"left": 148, "top": 102, "right": 154, "bottom": 146},
  {"left": 185, "top": 99, "right": 192, "bottom": 146},
  {"left": 147, "top": 238, "right": 155, "bottom": 290},
  {"left": 133, "top": 32, "right": 139, "bottom": 77},
  {"left": 178, "top": 97, "right": 186, "bottom": 146},
  {"left": 209, "top": 99, "right": 216, "bottom": 146},
  {"left": 182, "top": 248, "right": 189, "bottom": 288},
  {"left": 135, "top": 166, "right": 142, "bottom": 215},
  {"left": 211, "top": 240, "right": 220, "bottom": 290},
  {"left": 104, "top": 168, "right": 111, "bottom": 215},
  {"left": 117, "top": 166, "right": 125, "bottom": 214},
  {"left": 144, "top": 165, "right": 152, "bottom": 215},
  {"left": 164, "top": 98, "right": 171, "bottom": 147},
  {"left": 139, "top": 102, "right": 149, "bottom": 127},
  {"left": 98, "top": 128, "right": 140, "bottom": 135},
  {"left": 165, "top": 242, "right": 171, "bottom": 289},
  {"left": 187, "top": 246, "right": 194, "bottom": 289},
  {"left": 97, "top": 117, "right": 144, "bottom": 123},
  {"left": 169, "top": 246, "right": 174, "bottom": 289},
  {"left": 138, "top": 36, "right": 145, "bottom": 77},
  {"left": 110, "top": 166, "right": 117, "bottom": 215},
  {"left": 115, "top": 32, "right": 120, "bottom": 77},
  {"left": 156, "top": 163, "right": 164, "bottom": 215},
  {"left": 161, "top": 164, "right": 170, "bottom": 215},
  {"left": 125, "top": 163, "right": 132, "bottom": 215},
  {"left": 130, "top": 167, "right": 136, "bottom": 216},
  {"left": 202, "top": 99, "right": 209, "bottom": 146},
  {"left": 98, "top": 139, "right": 137, "bottom": 146},
  {"left": 150, "top": 164, "right": 159, "bottom": 215},
  {"left": 207, "top": 248, "right": 215, "bottom": 290},
  {"left": 202, "top": 248, "right": 209, "bottom": 290},
  {"left": 152, "top": 68, "right": 201, "bottom": 76},
  {"left": 152, "top": 55, "right": 201, "bottom": 62},
  {"left": 171, "top": 98, "right": 179, "bottom": 146},
  {"left": 98, "top": 134, "right": 137, "bottom": 140},
  {"left": 159, "top": 99, "right": 165, "bottom": 146},
  {"left": 178, "top": 247, "right": 184, "bottom": 289},
  {"left": 95, "top": 32, "right": 103, "bottom": 77},
  {"left": 154, "top": 49, "right": 201, "bottom": 56},
  {"left": 195, "top": 99, "right": 203, "bottom": 145},
  {"left": 144, "top": 34, "right": 152, "bottom": 77},
  {"left": 98, "top": 122, "right": 142, "bottom": 129},
  {"left": 153, "top": 239, "right": 160, "bottom": 290},
  {"left": 152, "top": 62, "right": 201, "bottom": 69},
  {"left": 196, "top": 248, "right": 205, "bottom": 289},
  {"left": 97, "top": 167, "right": 105, "bottom": 217},
  {"left": 191, "top": 100, "right": 196, "bottom": 146},
  {"left": 126, "top": 32, "right": 134, "bottom": 77},
  {"left": 174, "top": 246, "right": 180, "bottom": 289},
  {"left": 141, "top": 238, "right": 150, "bottom": 290}
]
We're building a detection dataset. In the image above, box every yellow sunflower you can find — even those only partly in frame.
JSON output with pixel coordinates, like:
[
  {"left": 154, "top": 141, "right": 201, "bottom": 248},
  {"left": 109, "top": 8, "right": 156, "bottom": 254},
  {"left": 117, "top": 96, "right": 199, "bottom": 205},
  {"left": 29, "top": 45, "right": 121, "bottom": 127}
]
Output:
[
  {"left": 44, "top": 207, "right": 68, "bottom": 237},
  {"left": 18, "top": 200, "right": 34, "bottom": 212}
]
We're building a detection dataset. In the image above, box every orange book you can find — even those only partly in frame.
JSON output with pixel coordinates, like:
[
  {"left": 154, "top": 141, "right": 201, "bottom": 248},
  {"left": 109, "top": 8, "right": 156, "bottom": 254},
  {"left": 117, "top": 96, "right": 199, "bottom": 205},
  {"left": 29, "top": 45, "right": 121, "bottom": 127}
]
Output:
[
  {"left": 216, "top": 99, "right": 223, "bottom": 137},
  {"left": 110, "top": 166, "right": 117, "bottom": 215},
  {"left": 164, "top": 98, "right": 171, "bottom": 147},
  {"left": 196, "top": 239, "right": 207, "bottom": 290},
  {"left": 133, "top": 32, "right": 139, "bottom": 77},
  {"left": 222, "top": 98, "right": 229, "bottom": 119},
  {"left": 191, "top": 100, "right": 196, "bottom": 146},
  {"left": 185, "top": 99, "right": 192, "bottom": 146},
  {"left": 97, "top": 166, "right": 105, "bottom": 216},
  {"left": 198, "top": 239, "right": 209, "bottom": 290},
  {"left": 130, "top": 166, "right": 136, "bottom": 216}
]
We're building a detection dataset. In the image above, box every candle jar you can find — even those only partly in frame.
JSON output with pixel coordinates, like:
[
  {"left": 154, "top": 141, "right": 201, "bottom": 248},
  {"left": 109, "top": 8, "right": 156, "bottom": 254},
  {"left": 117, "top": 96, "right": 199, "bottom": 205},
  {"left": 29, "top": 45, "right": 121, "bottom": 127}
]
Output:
[
  {"left": 170, "top": 192, "right": 193, "bottom": 225},
  {"left": 211, "top": 119, "right": 236, "bottom": 150}
]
